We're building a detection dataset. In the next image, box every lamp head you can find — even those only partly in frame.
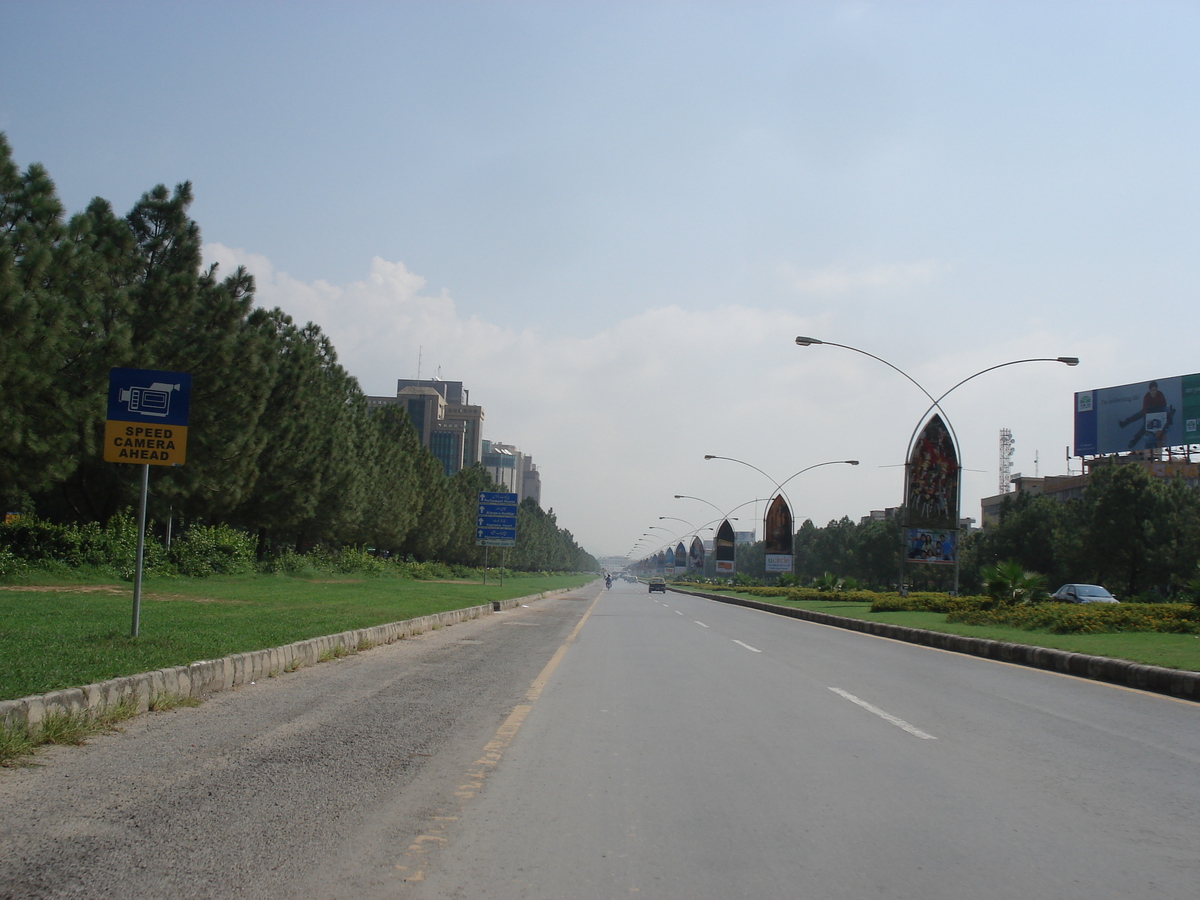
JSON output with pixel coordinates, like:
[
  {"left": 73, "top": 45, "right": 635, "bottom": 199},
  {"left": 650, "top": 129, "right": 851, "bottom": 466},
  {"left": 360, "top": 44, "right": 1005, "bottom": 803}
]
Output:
[
  {"left": 846, "top": 460, "right": 860, "bottom": 465},
  {"left": 1058, "top": 357, "right": 1080, "bottom": 366},
  {"left": 795, "top": 336, "right": 823, "bottom": 346},
  {"left": 703, "top": 455, "right": 716, "bottom": 460}
]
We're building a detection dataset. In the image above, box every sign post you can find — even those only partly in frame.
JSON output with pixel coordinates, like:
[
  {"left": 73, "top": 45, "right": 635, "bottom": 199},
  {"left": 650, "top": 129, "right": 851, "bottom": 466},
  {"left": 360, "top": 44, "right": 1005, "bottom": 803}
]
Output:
[
  {"left": 104, "top": 367, "right": 191, "bottom": 637},
  {"left": 476, "top": 491, "right": 518, "bottom": 585}
]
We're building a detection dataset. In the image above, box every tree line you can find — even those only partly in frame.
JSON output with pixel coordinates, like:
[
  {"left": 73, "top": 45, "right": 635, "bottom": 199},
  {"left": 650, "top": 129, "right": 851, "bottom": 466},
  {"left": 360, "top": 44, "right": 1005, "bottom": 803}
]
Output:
[{"left": 0, "top": 134, "right": 595, "bottom": 572}]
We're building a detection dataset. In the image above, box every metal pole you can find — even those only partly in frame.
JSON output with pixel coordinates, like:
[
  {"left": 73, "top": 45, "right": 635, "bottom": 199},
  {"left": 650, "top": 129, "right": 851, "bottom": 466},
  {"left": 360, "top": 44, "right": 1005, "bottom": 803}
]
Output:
[
  {"left": 484, "top": 544, "right": 489, "bottom": 585},
  {"left": 131, "top": 463, "right": 149, "bottom": 638}
]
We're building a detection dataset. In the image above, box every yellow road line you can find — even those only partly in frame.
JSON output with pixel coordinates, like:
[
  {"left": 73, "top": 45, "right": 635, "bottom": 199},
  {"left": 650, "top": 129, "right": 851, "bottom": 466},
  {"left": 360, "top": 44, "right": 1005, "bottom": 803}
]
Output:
[{"left": 397, "top": 584, "right": 605, "bottom": 885}]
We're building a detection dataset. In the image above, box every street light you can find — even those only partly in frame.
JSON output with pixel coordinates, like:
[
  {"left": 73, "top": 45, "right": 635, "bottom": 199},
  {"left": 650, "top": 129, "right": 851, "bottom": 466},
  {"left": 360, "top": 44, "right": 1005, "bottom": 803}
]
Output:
[
  {"left": 659, "top": 516, "right": 696, "bottom": 528},
  {"left": 704, "top": 455, "right": 860, "bottom": 511},
  {"left": 794, "top": 336, "right": 1079, "bottom": 592},
  {"left": 674, "top": 494, "right": 729, "bottom": 518}
]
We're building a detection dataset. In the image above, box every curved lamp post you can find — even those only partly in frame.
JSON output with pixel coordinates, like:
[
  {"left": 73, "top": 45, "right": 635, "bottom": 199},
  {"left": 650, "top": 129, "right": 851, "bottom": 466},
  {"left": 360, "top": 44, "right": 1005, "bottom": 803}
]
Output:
[
  {"left": 704, "top": 455, "right": 860, "bottom": 513},
  {"left": 794, "top": 336, "right": 1079, "bottom": 593}
]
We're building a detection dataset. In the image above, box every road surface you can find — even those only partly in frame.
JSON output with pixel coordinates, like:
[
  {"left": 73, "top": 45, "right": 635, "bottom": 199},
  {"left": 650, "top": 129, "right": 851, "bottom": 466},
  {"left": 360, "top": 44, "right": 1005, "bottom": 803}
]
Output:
[{"left": 2, "top": 579, "right": 1197, "bottom": 899}]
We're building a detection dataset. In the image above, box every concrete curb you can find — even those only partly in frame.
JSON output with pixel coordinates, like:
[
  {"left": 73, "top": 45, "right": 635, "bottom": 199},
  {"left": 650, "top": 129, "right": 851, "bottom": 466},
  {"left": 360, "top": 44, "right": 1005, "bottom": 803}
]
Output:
[
  {"left": 673, "top": 588, "right": 1200, "bottom": 703},
  {"left": 0, "top": 588, "right": 572, "bottom": 732}
]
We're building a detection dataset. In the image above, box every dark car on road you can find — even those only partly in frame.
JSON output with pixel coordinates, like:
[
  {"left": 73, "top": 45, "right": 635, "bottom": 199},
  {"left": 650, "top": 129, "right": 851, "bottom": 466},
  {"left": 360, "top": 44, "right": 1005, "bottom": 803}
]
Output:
[
  {"left": 648, "top": 577, "right": 666, "bottom": 593},
  {"left": 1050, "top": 583, "right": 1119, "bottom": 604}
]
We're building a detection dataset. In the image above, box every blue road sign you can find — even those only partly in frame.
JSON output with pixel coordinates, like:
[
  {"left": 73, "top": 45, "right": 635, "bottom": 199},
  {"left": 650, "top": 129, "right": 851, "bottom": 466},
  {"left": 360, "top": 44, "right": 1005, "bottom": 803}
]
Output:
[
  {"left": 104, "top": 367, "right": 192, "bottom": 466},
  {"left": 477, "top": 491, "right": 518, "bottom": 547}
]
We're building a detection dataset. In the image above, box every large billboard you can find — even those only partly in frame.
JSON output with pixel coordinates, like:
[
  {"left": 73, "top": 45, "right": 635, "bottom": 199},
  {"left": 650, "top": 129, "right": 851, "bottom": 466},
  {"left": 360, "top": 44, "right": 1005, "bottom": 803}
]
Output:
[
  {"left": 1074, "top": 373, "right": 1200, "bottom": 456},
  {"left": 688, "top": 536, "right": 705, "bottom": 570},
  {"left": 714, "top": 519, "right": 736, "bottom": 574},
  {"left": 906, "top": 414, "right": 959, "bottom": 531},
  {"left": 763, "top": 495, "right": 794, "bottom": 573}
]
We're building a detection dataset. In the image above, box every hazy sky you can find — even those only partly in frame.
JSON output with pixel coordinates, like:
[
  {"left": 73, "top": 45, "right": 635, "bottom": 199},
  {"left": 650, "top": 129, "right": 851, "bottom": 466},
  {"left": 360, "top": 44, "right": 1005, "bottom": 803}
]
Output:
[{"left": 4, "top": 2, "right": 1198, "bottom": 559}]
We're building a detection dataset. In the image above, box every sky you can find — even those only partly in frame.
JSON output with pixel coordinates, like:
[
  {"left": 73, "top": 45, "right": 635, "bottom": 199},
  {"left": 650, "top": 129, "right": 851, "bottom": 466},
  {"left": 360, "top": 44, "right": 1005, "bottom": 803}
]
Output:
[{"left": 3, "top": 1, "right": 1199, "bottom": 560}]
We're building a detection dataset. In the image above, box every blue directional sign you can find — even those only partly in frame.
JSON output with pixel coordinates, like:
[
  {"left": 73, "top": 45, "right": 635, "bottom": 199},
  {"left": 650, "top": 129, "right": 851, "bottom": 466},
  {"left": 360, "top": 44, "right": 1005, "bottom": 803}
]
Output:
[{"left": 476, "top": 491, "right": 518, "bottom": 547}]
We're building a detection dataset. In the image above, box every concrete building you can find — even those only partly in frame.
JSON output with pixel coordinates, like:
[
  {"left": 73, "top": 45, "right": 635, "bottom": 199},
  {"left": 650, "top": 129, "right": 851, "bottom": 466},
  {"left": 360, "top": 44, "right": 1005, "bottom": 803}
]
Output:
[
  {"left": 482, "top": 440, "right": 542, "bottom": 506},
  {"left": 979, "top": 456, "right": 1200, "bottom": 527},
  {"left": 366, "top": 379, "right": 484, "bottom": 477}
]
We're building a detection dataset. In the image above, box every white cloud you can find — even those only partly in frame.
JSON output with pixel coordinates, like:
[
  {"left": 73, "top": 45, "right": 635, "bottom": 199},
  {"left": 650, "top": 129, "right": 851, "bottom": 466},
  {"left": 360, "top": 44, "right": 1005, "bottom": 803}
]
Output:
[
  {"left": 779, "top": 259, "right": 940, "bottom": 295},
  {"left": 204, "top": 244, "right": 1085, "bottom": 559}
]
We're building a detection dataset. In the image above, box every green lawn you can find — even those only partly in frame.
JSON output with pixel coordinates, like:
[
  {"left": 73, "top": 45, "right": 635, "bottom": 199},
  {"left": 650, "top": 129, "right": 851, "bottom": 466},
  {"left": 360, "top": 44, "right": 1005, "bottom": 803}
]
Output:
[
  {"left": 0, "top": 572, "right": 594, "bottom": 701},
  {"left": 713, "top": 594, "right": 1200, "bottom": 673}
]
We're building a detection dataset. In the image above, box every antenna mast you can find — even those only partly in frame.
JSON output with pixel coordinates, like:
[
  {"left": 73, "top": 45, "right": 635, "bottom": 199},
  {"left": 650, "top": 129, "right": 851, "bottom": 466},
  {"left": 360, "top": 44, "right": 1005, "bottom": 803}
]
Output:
[{"left": 999, "top": 428, "right": 1015, "bottom": 494}]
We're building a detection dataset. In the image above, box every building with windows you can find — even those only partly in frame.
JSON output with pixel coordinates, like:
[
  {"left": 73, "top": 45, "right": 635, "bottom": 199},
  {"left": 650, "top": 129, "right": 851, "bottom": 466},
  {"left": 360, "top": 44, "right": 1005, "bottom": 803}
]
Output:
[
  {"left": 482, "top": 440, "right": 542, "bottom": 505},
  {"left": 367, "top": 379, "right": 485, "bottom": 477}
]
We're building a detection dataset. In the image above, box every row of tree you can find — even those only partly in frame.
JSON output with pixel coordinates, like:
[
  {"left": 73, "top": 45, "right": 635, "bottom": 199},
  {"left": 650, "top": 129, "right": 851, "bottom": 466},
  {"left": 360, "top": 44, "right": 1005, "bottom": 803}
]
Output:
[
  {"left": 692, "top": 461, "right": 1200, "bottom": 599},
  {"left": 0, "top": 134, "right": 595, "bottom": 572}
]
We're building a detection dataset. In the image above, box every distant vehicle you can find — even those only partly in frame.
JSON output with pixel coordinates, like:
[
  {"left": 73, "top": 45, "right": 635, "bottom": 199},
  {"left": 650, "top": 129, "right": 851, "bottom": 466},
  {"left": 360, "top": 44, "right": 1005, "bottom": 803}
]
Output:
[
  {"left": 649, "top": 577, "right": 667, "bottom": 593},
  {"left": 1050, "top": 584, "right": 1119, "bottom": 604}
]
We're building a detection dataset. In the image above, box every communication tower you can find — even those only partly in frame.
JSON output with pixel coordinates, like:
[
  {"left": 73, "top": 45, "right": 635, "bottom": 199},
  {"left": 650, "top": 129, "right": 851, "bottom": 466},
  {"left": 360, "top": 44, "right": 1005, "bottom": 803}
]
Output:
[{"left": 999, "top": 428, "right": 1015, "bottom": 494}]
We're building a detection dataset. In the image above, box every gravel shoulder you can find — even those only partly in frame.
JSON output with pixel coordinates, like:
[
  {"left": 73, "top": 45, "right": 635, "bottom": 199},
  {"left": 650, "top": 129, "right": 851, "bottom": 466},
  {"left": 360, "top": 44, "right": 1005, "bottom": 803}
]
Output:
[{"left": 0, "top": 586, "right": 599, "bottom": 900}]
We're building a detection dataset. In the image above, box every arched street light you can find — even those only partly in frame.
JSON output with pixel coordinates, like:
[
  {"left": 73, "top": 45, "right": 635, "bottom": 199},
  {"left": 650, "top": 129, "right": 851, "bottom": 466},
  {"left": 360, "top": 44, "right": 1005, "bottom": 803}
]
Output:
[
  {"left": 659, "top": 516, "right": 696, "bottom": 528},
  {"left": 794, "top": 336, "right": 1079, "bottom": 593},
  {"left": 674, "top": 494, "right": 729, "bottom": 518},
  {"left": 704, "top": 455, "right": 860, "bottom": 513}
]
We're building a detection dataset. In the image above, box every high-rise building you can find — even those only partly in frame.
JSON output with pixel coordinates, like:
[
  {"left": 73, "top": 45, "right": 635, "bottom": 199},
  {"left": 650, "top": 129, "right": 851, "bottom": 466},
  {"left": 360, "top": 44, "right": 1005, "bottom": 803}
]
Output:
[
  {"left": 367, "top": 379, "right": 484, "bottom": 476},
  {"left": 482, "top": 440, "right": 541, "bottom": 505}
]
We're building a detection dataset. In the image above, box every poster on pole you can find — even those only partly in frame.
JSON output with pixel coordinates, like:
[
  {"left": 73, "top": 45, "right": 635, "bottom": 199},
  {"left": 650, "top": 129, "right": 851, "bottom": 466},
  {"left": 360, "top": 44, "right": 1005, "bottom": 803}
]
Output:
[
  {"left": 714, "top": 519, "right": 736, "bottom": 574},
  {"left": 905, "top": 414, "right": 959, "bottom": 564},
  {"left": 763, "top": 495, "right": 794, "bottom": 573},
  {"left": 688, "top": 536, "right": 705, "bottom": 571}
]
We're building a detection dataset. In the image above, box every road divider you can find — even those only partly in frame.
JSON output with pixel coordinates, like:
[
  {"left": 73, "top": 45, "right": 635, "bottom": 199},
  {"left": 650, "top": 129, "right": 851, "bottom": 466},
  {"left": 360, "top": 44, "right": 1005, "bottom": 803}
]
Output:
[{"left": 671, "top": 587, "right": 1200, "bottom": 702}]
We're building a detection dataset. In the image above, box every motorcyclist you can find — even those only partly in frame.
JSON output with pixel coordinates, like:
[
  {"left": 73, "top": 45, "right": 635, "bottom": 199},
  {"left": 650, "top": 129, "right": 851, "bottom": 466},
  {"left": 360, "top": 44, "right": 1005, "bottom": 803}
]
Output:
[{"left": 605, "top": 574, "right": 612, "bottom": 589}]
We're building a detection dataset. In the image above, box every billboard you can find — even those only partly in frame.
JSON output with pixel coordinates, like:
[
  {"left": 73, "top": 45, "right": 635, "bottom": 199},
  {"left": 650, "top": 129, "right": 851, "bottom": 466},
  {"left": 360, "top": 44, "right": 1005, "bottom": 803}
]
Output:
[
  {"left": 714, "top": 519, "right": 736, "bottom": 574},
  {"left": 906, "top": 414, "right": 959, "bottom": 531},
  {"left": 674, "top": 542, "right": 687, "bottom": 571},
  {"left": 688, "top": 536, "right": 705, "bottom": 570},
  {"left": 763, "top": 495, "right": 794, "bottom": 573},
  {"left": 1074, "top": 373, "right": 1200, "bottom": 456},
  {"left": 907, "top": 528, "right": 956, "bottom": 565}
]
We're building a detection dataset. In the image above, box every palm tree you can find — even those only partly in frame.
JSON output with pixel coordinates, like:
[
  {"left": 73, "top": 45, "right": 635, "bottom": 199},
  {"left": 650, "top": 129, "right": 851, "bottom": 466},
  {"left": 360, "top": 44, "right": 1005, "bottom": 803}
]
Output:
[{"left": 982, "top": 560, "right": 1049, "bottom": 606}]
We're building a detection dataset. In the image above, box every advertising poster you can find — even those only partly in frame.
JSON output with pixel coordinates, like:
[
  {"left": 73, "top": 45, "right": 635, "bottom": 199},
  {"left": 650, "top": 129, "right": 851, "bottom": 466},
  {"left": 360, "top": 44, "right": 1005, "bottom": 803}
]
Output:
[
  {"left": 674, "top": 542, "right": 687, "bottom": 571},
  {"left": 906, "top": 528, "right": 956, "bottom": 565},
  {"left": 1074, "top": 373, "right": 1200, "bottom": 456},
  {"left": 906, "top": 414, "right": 959, "bottom": 531},
  {"left": 714, "top": 519, "right": 736, "bottom": 574},
  {"left": 689, "top": 536, "right": 705, "bottom": 570},
  {"left": 763, "top": 494, "right": 794, "bottom": 573}
]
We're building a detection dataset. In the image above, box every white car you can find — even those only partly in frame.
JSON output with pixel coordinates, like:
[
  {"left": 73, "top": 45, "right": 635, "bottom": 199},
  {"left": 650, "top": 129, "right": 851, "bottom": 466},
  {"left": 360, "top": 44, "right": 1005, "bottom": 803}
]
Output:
[{"left": 1050, "top": 584, "right": 1118, "bottom": 604}]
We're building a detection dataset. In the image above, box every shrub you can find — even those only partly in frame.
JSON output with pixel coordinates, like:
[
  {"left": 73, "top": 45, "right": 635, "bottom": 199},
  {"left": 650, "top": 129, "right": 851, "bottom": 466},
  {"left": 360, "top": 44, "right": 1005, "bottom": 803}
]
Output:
[
  {"left": 169, "top": 524, "right": 256, "bottom": 577},
  {"left": 0, "top": 513, "right": 170, "bottom": 579},
  {"left": 947, "top": 602, "right": 1200, "bottom": 634}
]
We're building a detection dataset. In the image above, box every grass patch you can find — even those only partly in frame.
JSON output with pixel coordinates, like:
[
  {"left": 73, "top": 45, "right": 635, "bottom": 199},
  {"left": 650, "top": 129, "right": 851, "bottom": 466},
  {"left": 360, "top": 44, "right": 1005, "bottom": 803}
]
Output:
[
  {"left": 712, "top": 593, "right": 1200, "bottom": 672},
  {"left": 147, "top": 692, "right": 202, "bottom": 712},
  {"left": 1, "top": 572, "right": 591, "bottom": 701}
]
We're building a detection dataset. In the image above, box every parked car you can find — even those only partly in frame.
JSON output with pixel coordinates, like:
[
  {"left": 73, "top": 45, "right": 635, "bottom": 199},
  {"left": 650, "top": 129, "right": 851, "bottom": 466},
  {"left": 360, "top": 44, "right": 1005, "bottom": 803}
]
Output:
[
  {"left": 1050, "top": 583, "right": 1119, "bottom": 604},
  {"left": 648, "top": 577, "right": 667, "bottom": 593}
]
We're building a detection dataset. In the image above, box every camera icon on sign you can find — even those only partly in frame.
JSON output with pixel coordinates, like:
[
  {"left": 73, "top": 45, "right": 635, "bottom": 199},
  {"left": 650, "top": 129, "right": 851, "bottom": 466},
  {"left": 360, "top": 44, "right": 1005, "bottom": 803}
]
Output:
[{"left": 118, "top": 382, "right": 181, "bottom": 418}]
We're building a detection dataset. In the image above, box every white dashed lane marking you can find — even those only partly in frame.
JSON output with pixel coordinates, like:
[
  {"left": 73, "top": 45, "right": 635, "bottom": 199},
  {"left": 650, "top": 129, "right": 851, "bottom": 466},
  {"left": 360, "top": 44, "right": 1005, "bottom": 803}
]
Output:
[{"left": 828, "top": 687, "right": 937, "bottom": 740}]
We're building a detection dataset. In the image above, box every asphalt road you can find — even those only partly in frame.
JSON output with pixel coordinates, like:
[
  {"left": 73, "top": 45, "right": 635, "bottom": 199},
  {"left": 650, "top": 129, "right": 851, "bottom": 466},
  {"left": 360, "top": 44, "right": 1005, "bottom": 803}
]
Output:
[
  {"left": 409, "top": 579, "right": 1200, "bottom": 900},
  {"left": 2, "top": 579, "right": 1197, "bottom": 899}
]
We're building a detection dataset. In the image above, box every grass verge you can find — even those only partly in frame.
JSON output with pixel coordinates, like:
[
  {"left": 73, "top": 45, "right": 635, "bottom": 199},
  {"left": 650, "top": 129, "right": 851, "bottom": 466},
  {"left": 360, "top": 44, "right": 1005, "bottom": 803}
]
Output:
[{"left": 1, "top": 572, "right": 592, "bottom": 701}]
